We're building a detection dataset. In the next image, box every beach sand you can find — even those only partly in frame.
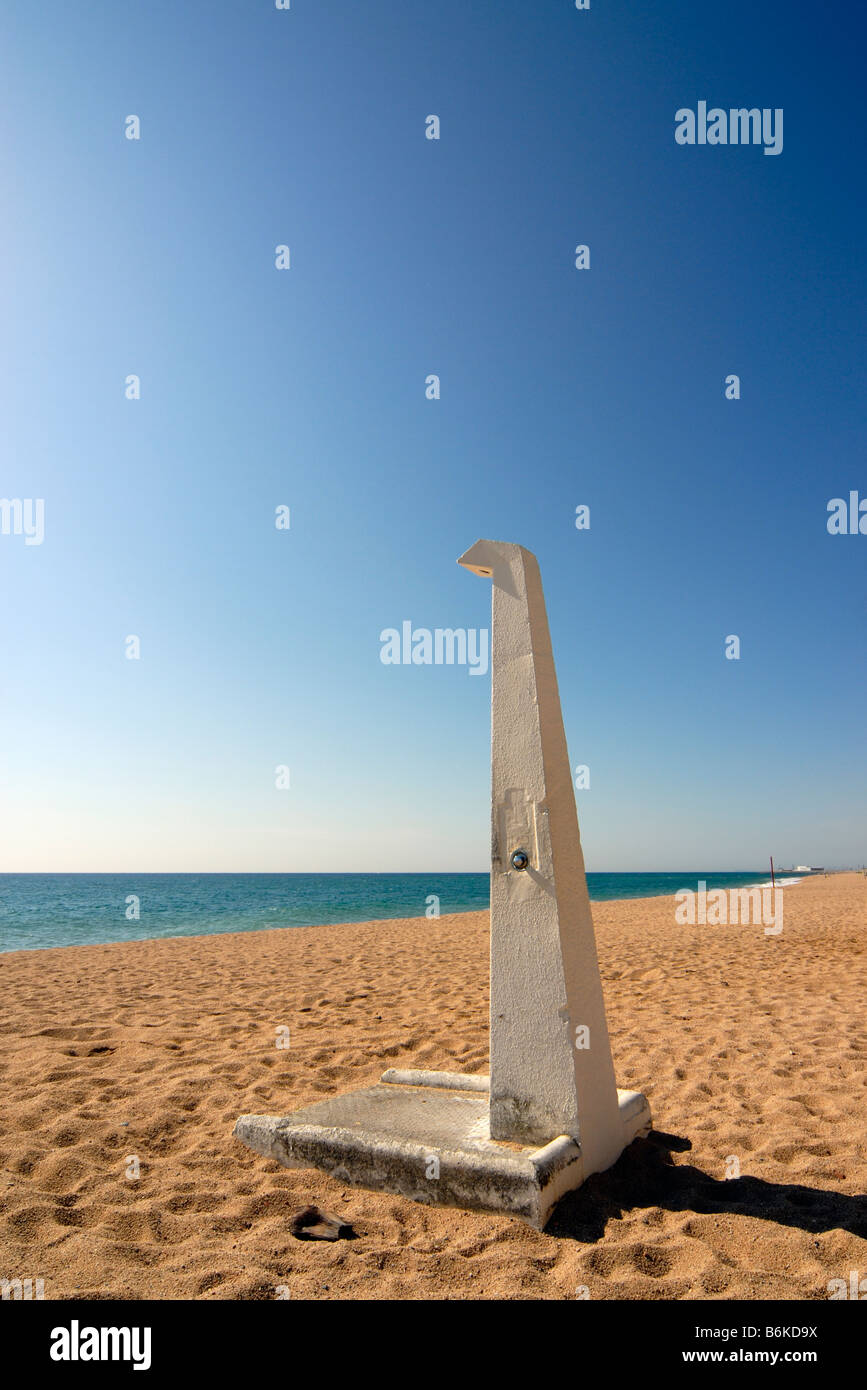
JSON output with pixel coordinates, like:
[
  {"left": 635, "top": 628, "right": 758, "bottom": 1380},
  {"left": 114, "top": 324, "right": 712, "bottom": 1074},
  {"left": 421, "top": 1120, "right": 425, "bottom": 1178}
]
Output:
[{"left": 1, "top": 873, "right": 865, "bottom": 1300}]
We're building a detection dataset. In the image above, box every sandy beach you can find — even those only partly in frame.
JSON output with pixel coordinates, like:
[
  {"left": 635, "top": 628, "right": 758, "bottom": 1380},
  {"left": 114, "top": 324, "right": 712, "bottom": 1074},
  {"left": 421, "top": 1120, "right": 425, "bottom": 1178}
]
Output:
[{"left": 1, "top": 872, "right": 865, "bottom": 1301}]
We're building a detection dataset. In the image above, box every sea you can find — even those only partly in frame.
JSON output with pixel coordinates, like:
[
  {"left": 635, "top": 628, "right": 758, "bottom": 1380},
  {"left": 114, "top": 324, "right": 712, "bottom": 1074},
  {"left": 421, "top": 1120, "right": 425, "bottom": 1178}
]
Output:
[{"left": 0, "top": 871, "right": 791, "bottom": 954}]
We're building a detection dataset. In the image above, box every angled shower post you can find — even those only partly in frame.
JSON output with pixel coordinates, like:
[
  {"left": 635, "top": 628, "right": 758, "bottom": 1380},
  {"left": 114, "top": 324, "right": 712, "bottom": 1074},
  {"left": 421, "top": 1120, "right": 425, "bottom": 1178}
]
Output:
[{"left": 457, "top": 539, "right": 625, "bottom": 1176}]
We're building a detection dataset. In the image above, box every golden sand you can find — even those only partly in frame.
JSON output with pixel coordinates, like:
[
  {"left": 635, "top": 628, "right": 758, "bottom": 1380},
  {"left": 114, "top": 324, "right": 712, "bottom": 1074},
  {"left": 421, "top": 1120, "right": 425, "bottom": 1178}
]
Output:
[{"left": 1, "top": 873, "right": 865, "bottom": 1300}]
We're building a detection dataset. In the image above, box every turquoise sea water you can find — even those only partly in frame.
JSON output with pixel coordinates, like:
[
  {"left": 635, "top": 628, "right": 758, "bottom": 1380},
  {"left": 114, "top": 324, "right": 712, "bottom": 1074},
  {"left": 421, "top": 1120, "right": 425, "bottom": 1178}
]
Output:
[{"left": 0, "top": 872, "right": 780, "bottom": 953}]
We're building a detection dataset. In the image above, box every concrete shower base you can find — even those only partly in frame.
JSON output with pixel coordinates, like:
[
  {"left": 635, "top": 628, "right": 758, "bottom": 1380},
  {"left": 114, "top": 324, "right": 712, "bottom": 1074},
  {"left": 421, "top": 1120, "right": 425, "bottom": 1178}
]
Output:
[{"left": 235, "top": 1068, "right": 651, "bottom": 1229}]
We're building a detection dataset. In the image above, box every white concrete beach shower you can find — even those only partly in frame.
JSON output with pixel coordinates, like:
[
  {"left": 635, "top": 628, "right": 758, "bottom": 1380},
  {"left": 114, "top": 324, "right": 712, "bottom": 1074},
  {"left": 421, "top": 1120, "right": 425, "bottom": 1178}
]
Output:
[{"left": 235, "top": 541, "right": 650, "bottom": 1226}]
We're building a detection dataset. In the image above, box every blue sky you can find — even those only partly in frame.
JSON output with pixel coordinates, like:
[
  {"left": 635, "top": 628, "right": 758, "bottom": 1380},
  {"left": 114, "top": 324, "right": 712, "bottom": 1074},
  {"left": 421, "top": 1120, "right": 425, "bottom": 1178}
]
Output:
[{"left": 1, "top": 1, "right": 864, "bottom": 871}]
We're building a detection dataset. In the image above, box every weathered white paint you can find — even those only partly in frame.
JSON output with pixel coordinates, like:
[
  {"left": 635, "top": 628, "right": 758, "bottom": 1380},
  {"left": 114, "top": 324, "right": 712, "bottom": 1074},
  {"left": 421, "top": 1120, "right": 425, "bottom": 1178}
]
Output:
[{"left": 458, "top": 540, "right": 624, "bottom": 1174}]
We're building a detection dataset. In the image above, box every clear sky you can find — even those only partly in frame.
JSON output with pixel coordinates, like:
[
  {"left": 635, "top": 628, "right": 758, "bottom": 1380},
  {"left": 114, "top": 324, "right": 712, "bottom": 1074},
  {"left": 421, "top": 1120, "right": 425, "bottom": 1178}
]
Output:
[{"left": 1, "top": 1, "right": 864, "bottom": 872}]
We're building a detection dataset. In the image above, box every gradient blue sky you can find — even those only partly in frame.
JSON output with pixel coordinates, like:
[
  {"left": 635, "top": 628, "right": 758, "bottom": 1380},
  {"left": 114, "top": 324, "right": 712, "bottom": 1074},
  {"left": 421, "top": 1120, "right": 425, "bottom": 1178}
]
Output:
[{"left": 1, "top": 1, "right": 864, "bottom": 871}]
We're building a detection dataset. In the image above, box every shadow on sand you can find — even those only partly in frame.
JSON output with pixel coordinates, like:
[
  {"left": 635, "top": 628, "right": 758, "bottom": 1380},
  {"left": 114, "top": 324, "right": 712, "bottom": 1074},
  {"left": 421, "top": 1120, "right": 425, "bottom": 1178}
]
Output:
[{"left": 545, "top": 1131, "right": 867, "bottom": 1243}]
